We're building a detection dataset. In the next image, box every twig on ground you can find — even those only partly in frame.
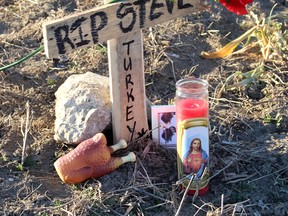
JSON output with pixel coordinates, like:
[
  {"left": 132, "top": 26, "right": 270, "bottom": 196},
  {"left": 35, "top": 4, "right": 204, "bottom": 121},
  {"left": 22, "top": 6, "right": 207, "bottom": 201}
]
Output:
[
  {"left": 226, "top": 199, "right": 250, "bottom": 215},
  {"left": 134, "top": 187, "right": 173, "bottom": 204},
  {"left": 233, "top": 115, "right": 254, "bottom": 131},
  {"left": 249, "top": 98, "right": 286, "bottom": 106},
  {"left": 26, "top": 0, "right": 39, "bottom": 4},
  {"left": 123, "top": 204, "right": 134, "bottom": 216},
  {"left": 60, "top": 209, "right": 74, "bottom": 216},
  {"left": 20, "top": 101, "right": 32, "bottom": 165},
  {"left": 208, "top": 159, "right": 235, "bottom": 181},
  {"left": 226, "top": 173, "right": 257, "bottom": 184},
  {"left": 163, "top": 52, "right": 177, "bottom": 83},
  {"left": 221, "top": 140, "right": 240, "bottom": 145},
  {"left": 22, "top": 183, "right": 42, "bottom": 201},
  {"left": 248, "top": 165, "right": 288, "bottom": 184},
  {"left": 145, "top": 202, "right": 168, "bottom": 210},
  {"left": 137, "top": 158, "right": 153, "bottom": 186},
  {"left": 175, "top": 174, "right": 195, "bottom": 216},
  {"left": 221, "top": 194, "right": 224, "bottom": 214},
  {"left": 141, "top": 140, "right": 153, "bottom": 159}
]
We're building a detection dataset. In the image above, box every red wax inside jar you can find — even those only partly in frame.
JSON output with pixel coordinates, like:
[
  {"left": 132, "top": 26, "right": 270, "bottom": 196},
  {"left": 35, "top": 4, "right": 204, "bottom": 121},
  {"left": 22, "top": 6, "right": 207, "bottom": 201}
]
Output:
[{"left": 176, "top": 99, "right": 208, "bottom": 121}]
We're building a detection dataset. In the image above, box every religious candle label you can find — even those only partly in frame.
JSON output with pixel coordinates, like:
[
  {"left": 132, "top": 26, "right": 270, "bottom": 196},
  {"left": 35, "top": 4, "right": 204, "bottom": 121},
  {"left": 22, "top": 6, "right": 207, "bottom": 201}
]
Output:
[{"left": 177, "top": 118, "right": 209, "bottom": 191}]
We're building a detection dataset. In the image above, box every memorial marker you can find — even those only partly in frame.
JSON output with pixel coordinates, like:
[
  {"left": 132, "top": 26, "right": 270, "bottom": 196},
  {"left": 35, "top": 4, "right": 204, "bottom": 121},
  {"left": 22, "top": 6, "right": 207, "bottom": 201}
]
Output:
[{"left": 43, "top": 0, "right": 206, "bottom": 143}]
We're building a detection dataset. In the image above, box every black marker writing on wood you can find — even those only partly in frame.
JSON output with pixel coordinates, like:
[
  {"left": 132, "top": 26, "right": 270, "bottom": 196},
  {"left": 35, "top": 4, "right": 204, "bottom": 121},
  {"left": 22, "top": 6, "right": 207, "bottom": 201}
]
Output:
[
  {"left": 49, "top": 0, "right": 195, "bottom": 56},
  {"left": 123, "top": 40, "right": 137, "bottom": 141}
]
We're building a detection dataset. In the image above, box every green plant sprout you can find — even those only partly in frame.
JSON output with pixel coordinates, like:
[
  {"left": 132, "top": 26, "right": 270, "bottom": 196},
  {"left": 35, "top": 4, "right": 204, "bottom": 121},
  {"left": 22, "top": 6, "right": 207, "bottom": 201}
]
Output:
[
  {"left": 1, "top": 153, "right": 8, "bottom": 162},
  {"left": 16, "top": 163, "right": 24, "bottom": 171},
  {"left": 46, "top": 77, "right": 57, "bottom": 86},
  {"left": 53, "top": 200, "right": 61, "bottom": 206},
  {"left": 225, "top": 63, "right": 265, "bottom": 89},
  {"left": 263, "top": 112, "right": 283, "bottom": 128}
]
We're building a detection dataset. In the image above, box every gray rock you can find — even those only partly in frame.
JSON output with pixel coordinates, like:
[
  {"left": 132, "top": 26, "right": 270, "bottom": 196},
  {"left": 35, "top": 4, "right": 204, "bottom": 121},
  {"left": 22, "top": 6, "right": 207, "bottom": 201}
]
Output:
[{"left": 54, "top": 72, "right": 111, "bottom": 144}]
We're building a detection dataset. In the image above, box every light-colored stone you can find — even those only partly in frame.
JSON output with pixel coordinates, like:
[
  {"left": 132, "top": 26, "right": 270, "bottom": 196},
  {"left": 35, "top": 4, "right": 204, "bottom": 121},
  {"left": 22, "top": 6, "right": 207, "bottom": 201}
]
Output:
[{"left": 54, "top": 72, "right": 111, "bottom": 144}]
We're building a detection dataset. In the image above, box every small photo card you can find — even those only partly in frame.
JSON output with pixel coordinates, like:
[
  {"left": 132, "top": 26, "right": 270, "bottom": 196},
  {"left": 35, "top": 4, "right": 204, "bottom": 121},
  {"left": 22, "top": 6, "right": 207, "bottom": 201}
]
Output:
[{"left": 151, "top": 105, "right": 176, "bottom": 149}]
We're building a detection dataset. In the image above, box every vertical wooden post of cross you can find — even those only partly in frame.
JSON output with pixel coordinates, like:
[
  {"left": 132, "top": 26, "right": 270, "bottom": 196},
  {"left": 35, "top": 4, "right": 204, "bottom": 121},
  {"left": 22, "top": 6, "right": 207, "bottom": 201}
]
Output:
[
  {"left": 42, "top": 0, "right": 207, "bottom": 144},
  {"left": 106, "top": 30, "right": 148, "bottom": 143},
  {"left": 104, "top": 0, "right": 148, "bottom": 143}
]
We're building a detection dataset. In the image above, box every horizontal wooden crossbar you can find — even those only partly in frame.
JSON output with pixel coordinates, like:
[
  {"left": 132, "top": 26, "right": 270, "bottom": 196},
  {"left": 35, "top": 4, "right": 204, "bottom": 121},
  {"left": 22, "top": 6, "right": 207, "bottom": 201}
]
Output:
[{"left": 43, "top": 0, "right": 205, "bottom": 58}]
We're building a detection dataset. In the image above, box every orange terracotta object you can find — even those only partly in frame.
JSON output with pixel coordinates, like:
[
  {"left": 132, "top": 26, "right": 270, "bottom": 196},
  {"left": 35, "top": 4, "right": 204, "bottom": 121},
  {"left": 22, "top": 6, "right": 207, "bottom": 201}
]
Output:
[{"left": 54, "top": 133, "right": 136, "bottom": 184}]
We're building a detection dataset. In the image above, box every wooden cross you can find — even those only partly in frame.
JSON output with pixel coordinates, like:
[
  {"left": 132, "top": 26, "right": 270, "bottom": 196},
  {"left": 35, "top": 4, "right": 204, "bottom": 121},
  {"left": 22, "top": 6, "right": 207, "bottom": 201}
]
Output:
[{"left": 43, "top": 0, "right": 206, "bottom": 143}]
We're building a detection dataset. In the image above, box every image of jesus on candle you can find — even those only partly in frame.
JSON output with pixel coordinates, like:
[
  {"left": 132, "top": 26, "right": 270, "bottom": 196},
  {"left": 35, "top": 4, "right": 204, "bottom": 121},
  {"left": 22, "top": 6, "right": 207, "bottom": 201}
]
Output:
[{"left": 183, "top": 138, "right": 208, "bottom": 178}]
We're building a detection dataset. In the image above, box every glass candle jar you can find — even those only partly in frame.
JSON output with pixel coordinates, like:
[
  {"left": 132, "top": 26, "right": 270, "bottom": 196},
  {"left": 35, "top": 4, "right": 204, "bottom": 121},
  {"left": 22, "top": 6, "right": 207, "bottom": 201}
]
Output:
[{"left": 176, "top": 78, "right": 209, "bottom": 196}]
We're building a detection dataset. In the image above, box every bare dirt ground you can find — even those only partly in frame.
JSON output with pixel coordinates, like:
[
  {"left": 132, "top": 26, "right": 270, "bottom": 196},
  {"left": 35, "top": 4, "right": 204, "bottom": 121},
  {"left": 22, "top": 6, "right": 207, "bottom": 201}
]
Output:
[{"left": 0, "top": 0, "right": 287, "bottom": 215}]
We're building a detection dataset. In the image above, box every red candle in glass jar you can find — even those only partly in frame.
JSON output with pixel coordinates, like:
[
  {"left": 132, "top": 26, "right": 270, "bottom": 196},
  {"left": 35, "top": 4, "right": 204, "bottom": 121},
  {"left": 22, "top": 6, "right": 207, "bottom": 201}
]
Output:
[
  {"left": 176, "top": 78, "right": 209, "bottom": 196},
  {"left": 177, "top": 99, "right": 208, "bottom": 120}
]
